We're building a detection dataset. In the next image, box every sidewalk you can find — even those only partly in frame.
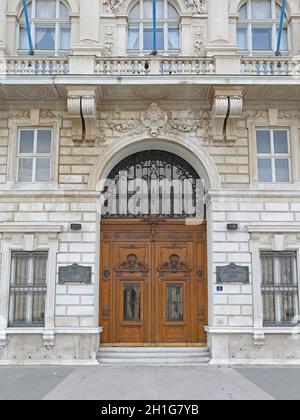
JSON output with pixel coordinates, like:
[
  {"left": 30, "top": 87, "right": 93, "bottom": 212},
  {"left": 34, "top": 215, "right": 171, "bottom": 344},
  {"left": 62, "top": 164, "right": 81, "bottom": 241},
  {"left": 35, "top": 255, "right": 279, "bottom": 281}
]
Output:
[{"left": 1, "top": 365, "right": 300, "bottom": 400}]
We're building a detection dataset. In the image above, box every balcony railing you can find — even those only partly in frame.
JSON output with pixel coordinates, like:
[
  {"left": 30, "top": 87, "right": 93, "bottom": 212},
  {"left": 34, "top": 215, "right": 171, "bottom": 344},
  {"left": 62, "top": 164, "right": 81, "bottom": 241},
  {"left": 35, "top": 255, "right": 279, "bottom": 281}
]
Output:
[
  {"left": 241, "top": 57, "right": 300, "bottom": 76},
  {"left": 1, "top": 55, "right": 300, "bottom": 77},
  {"left": 95, "top": 57, "right": 216, "bottom": 76},
  {"left": 4, "top": 57, "right": 69, "bottom": 75}
]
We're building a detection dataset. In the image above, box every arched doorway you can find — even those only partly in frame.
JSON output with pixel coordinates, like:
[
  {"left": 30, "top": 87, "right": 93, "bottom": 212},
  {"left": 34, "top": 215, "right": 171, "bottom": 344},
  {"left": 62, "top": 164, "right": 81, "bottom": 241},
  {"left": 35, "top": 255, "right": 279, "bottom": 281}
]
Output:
[{"left": 99, "top": 150, "right": 208, "bottom": 346}]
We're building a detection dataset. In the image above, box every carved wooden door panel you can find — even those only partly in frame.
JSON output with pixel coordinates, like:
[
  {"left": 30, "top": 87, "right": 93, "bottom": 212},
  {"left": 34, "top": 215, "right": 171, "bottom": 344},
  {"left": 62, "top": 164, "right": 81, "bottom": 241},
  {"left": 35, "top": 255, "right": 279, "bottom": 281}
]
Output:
[
  {"left": 155, "top": 243, "right": 193, "bottom": 344},
  {"left": 114, "top": 244, "right": 150, "bottom": 344}
]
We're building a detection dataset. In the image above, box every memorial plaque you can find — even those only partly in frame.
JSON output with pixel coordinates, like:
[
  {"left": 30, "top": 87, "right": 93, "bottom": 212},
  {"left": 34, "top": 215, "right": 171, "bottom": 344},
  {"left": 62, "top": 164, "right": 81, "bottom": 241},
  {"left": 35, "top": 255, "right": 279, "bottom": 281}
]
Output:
[
  {"left": 216, "top": 263, "right": 249, "bottom": 284},
  {"left": 59, "top": 263, "right": 92, "bottom": 284}
]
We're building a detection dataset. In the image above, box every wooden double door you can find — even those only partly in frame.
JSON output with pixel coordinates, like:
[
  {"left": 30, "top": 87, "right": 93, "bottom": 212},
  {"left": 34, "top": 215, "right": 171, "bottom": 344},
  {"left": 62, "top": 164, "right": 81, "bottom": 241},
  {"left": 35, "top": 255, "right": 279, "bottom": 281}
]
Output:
[{"left": 100, "top": 219, "right": 207, "bottom": 346}]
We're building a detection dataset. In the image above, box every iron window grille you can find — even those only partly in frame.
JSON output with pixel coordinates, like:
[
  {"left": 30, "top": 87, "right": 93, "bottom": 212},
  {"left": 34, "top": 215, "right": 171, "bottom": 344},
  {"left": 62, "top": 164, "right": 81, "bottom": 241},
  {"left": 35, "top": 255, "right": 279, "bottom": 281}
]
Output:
[
  {"left": 9, "top": 251, "right": 48, "bottom": 328},
  {"left": 261, "top": 251, "right": 300, "bottom": 327}
]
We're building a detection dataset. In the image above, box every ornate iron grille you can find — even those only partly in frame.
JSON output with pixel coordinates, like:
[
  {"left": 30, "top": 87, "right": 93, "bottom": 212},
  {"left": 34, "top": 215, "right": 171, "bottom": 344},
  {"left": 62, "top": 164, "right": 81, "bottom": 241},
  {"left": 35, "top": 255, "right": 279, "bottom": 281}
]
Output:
[{"left": 102, "top": 150, "right": 204, "bottom": 219}]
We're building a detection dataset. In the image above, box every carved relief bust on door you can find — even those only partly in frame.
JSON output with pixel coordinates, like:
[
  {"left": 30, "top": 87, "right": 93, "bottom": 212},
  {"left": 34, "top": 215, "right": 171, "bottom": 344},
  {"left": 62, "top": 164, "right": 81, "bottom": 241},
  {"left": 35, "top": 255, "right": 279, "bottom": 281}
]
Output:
[
  {"left": 158, "top": 254, "right": 191, "bottom": 273},
  {"left": 115, "top": 254, "right": 149, "bottom": 273}
]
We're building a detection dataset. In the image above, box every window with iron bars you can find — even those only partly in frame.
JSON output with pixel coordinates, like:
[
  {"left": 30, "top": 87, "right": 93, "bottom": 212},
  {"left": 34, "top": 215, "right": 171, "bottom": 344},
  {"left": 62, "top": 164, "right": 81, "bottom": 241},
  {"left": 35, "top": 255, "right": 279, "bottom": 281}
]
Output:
[
  {"left": 261, "top": 251, "right": 300, "bottom": 327},
  {"left": 9, "top": 252, "right": 48, "bottom": 327}
]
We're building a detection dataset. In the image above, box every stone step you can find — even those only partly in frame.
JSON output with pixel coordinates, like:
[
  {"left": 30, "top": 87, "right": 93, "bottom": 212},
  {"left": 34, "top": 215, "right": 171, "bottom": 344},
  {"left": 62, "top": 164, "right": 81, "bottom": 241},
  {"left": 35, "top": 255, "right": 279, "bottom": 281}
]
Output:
[
  {"left": 98, "top": 346, "right": 209, "bottom": 353},
  {"left": 97, "top": 347, "right": 211, "bottom": 365}
]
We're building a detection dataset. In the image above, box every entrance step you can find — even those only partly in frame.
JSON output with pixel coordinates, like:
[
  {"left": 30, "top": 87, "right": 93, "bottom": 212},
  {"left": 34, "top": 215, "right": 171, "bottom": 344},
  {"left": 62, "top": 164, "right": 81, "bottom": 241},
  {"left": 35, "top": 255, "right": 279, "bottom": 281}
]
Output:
[{"left": 97, "top": 347, "right": 211, "bottom": 365}]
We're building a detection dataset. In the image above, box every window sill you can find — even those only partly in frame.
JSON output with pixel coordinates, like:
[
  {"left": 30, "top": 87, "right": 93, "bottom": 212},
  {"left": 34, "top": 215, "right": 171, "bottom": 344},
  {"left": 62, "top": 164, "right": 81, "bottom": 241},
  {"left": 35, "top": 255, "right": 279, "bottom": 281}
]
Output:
[
  {"left": 239, "top": 50, "right": 291, "bottom": 57},
  {"left": 205, "top": 326, "right": 300, "bottom": 334},
  {"left": 3, "top": 327, "right": 102, "bottom": 335},
  {"left": 127, "top": 50, "right": 181, "bottom": 57},
  {"left": 16, "top": 49, "right": 70, "bottom": 58}
]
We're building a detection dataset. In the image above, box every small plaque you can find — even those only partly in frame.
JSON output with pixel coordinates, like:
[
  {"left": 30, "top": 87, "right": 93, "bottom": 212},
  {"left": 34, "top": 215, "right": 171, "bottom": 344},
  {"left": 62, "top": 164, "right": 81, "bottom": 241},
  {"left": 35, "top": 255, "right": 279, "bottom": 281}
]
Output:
[
  {"left": 217, "top": 263, "right": 249, "bottom": 284},
  {"left": 59, "top": 263, "right": 92, "bottom": 284}
]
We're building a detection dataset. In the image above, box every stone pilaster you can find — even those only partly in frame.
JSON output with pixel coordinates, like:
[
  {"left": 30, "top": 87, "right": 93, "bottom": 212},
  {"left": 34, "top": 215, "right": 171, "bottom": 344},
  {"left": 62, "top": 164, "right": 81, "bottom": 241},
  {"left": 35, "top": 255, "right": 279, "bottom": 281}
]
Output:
[
  {"left": 206, "top": 0, "right": 235, "bottom": 56},
  {"left": 72, "top": 0, "right": 102, "bottom": 56}
]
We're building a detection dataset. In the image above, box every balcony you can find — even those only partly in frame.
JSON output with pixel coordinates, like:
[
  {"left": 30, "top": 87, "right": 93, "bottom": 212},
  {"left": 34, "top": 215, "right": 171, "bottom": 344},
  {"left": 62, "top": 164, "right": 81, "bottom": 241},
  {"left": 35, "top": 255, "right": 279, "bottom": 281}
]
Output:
[{"left": 1, "top": 55, "right": 300, "bottom": 78}]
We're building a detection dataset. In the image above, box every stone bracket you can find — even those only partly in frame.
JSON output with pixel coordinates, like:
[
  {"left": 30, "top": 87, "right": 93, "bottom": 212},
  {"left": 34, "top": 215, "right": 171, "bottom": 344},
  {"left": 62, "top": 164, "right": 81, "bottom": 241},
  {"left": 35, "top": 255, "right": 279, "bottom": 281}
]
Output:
[
  {"left": 226, "top": 96, "right": 243, "bottom": 144},
  {"left": 67, "top": 89, "right": 97, "bottom": 144},
  {"left": 253, "top": 331, "right": 265, "bottom": 346},
  {"left": 212, "top": 95, "right": 228, "bottom": 142},
  {"left": 211, "top": 89, "right": 244, "bottom": 144},
  {"left": 0, "top": 331, "right": 7, "bottom": 348},
  {"left": 43, "top": 331, "right": 55, "bottom": 350}
]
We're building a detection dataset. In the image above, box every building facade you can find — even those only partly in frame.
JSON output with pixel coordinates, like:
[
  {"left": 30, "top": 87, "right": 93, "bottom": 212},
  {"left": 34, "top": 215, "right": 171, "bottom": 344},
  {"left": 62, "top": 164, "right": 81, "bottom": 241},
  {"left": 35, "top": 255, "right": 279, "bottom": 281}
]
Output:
[{"left": 0, "top": 0, "right": 300, "bottom": 365}]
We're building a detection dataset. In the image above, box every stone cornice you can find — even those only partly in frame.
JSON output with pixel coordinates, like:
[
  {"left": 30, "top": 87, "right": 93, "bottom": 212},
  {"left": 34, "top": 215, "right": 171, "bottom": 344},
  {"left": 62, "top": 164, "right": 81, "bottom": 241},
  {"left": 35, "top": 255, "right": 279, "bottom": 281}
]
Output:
[
  {"left": 0, "top": 190, "right": 101, "bottom": 199},
  {"left": 0, "top": 223, "right": 63, "bottom": 233},
  {"left": 246, "top": 223, "right": 300, "bottom": 233}
]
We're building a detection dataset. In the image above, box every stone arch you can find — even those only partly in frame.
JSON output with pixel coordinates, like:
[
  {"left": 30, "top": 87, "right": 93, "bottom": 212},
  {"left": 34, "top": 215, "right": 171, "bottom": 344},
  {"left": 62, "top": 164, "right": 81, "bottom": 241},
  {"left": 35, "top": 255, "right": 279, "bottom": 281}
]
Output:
[
  {"left": 229, "top": 0, "right": 298, "bottom": 16},
  {"left": 88, "top": 135, "right": 221, "bottom": 192}
]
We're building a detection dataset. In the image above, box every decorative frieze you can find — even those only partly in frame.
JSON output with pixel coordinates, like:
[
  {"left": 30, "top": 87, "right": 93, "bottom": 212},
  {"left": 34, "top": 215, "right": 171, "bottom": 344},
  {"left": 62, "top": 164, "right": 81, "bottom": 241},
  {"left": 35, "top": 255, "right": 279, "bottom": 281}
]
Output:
[{"left": 99, "top": 105, "right": 211, "bottom": 141}]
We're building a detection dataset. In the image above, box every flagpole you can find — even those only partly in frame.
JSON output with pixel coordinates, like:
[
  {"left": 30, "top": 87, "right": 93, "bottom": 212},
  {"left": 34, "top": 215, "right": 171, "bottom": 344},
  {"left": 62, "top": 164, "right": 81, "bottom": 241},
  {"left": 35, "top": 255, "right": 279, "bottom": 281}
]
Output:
[
  {"left": 152, "top": 0, "right": 157, "bottom": 55},
  {"left": 275, "top": 0, "right": 286, "bottom": 56},
  {"left": 22, "top": 0, "right": 34, "bottom": 55}
]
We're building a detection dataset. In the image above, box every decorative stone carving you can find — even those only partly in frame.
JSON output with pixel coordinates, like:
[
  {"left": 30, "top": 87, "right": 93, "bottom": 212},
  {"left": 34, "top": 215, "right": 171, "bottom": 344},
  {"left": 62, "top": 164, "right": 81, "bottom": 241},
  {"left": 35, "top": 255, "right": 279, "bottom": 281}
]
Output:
[
  {"left": 103, "top": 0, "right": 122, "bottom": 14},
  {"left": 101, "top": 112, "right": 142, "bottom": 135},
  {"left": 157, "top": 254, "right": 191, "bottom": 273},
  {"left": 185, "top": 0, "right": 207, "bottom": 14},
  {"left": 226, "top": 96, "right": 243, "bottom": 143},
  {"left": 99, "top": 107, "right": 211, "bottom": 142},
  {"left": 67, "top": 95, "right": 83, "bottom": 142},
  {"left": 103, "top": 27, "right": 115, "bottom": 56},
  {"left": 40, "top": 109, "right": 57, "bottom": 119},
  {"left": 115, "top": 254, "right": 149, "bottom": 273},
  {"left": 193, "top": 28, "right": 206, "bottom": 56},
  {"left": 211, "top": 95, "right": 228, "bottom": 142},
  {"left": 13, "top": 110, "right": 31, "bottom": 119},
  {"left": 168, "top": 111, "right": 209, "bottom": 134},
  {"left": 141, "top": 103, "right": 168, "bottom": 136}
]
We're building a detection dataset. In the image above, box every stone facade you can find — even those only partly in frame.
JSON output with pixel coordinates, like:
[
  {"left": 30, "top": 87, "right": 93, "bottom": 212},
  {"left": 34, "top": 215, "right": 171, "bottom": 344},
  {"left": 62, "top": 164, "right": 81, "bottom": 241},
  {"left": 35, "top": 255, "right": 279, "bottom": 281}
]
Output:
[{"left": 0, "top": 0, "right": 300, "bottom": 365}]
